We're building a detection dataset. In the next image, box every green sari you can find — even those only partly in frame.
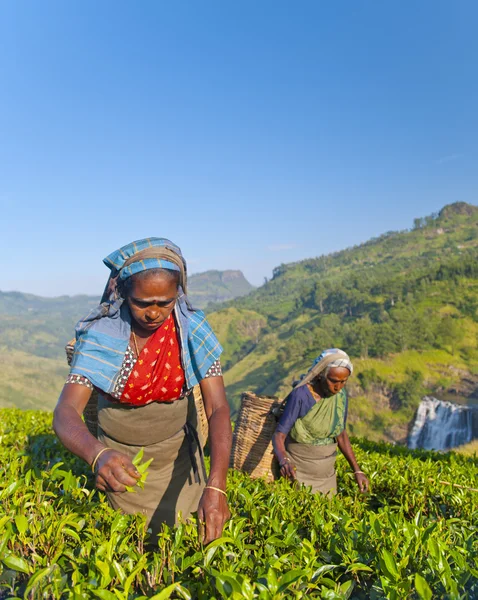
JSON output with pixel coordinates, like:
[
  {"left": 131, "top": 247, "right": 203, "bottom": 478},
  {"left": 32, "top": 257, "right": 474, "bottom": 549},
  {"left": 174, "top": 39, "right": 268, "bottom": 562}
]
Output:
[
  {"left": 290, "top": 389, "right": 347, "bottom": 446},
  {"left": 286, "top": 388, "right": 347, "bottom": 495}
]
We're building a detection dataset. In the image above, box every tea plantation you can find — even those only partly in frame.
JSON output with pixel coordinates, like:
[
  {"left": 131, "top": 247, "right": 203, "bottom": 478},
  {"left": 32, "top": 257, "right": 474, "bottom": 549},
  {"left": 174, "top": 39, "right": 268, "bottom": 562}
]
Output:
[{"left": 0, "top": 409, "right": 477, "bottom": 599}]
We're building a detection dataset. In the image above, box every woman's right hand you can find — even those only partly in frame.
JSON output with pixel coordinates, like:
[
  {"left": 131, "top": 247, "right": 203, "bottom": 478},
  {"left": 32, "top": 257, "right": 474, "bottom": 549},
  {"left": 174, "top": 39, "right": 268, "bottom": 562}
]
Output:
[
  {"left": 95, "top": 450, "right": 141, "bottom": 493},
  {"left": 272, "top": 432, "right": 297, "bottom": 481},
  {"left": 279, "top": 457, "right": 297, "bottom": 480}
]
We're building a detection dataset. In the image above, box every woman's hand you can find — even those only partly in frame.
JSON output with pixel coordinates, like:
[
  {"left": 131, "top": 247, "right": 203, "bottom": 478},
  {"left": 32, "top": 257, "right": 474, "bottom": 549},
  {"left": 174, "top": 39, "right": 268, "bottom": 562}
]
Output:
[
  {"left": 197, "top": 487, "right": 231, "bottom": 544},
  {"left": 279, "top": 457, "right": 297, "bottom": 481},
  {"left": 354, "top": 471, "right": 369, "bottom": 493},
  {"left": 272, "top": 432, "right": 296, "bottom": 481},
  {"left": 337, "top": 431, "right": 369, "bottom": 493},
  {"left": 95, "top": 449, "right": 141, "bottom": 493}
]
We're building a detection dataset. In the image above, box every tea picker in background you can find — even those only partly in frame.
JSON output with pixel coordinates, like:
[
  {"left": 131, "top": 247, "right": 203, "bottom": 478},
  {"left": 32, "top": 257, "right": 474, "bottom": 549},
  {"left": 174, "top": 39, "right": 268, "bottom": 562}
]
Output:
[
  {"left": 53, "top": 238, "right": 232, "bottom": 544},
  {"left": 272, "top": 349, "right": 369, "bottom": 495}
]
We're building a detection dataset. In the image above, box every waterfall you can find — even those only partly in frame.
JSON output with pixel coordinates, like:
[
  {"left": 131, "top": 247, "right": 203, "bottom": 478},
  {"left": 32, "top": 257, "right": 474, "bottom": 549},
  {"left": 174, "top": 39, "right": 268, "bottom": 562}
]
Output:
[{"left": 408, "top": 396, "right": 477, "bottom": 451}]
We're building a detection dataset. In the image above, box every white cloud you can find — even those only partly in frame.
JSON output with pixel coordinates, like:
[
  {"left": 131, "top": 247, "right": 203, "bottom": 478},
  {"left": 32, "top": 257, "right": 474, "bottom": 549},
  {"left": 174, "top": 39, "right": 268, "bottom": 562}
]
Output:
[
  {"left": 436, "top": 153, "right": 463, "bottom": 165},
  {"left": 266, "top": 243, "right": 297, "bottom": 252}
]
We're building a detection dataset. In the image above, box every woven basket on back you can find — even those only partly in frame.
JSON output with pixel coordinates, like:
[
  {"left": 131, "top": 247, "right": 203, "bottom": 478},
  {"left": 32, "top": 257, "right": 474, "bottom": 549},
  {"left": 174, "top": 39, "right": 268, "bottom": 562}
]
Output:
[
  {"left": 230, "top": 391, "right": 282, "bottom": 482},
  {"left": 65, "top": 339, "right": 209, "bottom": 444}
]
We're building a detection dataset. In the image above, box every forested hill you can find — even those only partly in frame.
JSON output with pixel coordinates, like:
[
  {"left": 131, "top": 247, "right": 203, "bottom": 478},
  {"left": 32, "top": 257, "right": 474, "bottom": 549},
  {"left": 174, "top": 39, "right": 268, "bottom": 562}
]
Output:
[{"left": 209, "top": 202, "right": 478, "bottom": 443}]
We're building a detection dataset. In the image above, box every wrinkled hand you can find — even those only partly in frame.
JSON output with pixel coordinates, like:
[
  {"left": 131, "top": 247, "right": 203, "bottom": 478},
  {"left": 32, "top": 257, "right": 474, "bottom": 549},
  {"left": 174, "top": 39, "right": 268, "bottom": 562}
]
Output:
[
  {"left": 198, "top": 487, "right": 231, "bottom": 545},
  {"left": 279, "top": 458, "right": 297, "bottom": 481},
  {"left": 355, "top": 472, "right": 369, "bottom": 493},
  {"left": 95, "top": 450, "right": 141, "bottom": 493}
]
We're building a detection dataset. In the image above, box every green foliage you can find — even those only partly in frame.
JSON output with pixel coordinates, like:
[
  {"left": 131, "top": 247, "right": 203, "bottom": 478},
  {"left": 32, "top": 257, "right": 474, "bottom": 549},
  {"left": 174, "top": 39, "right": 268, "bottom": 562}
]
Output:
[
  {"left": 390, "top": 370, "right": 425, "bottom": 411},
  {"left": 207, "top": 308, "right": 267, "bottom": 370},
  {"left": 217, "top": 203, "right": 478, "bottom": 422},
  {"left": 357, "top": 369, "right": 382, "bottom": 392},
  {"left": 1, "top": 409, "right": 477, "bottom": 598}
]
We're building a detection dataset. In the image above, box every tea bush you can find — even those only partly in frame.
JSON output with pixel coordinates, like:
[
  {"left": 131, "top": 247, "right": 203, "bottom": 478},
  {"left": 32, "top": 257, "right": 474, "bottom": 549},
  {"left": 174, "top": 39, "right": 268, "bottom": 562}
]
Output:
[{"left": 0, "top": 409, "right": 477, "bottom": 599}]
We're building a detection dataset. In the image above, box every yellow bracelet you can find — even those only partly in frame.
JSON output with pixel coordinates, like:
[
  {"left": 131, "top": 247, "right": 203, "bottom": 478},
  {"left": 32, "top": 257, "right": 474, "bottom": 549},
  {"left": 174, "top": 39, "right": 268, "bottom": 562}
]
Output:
[
  {"left": 91, "top": 447, "right": 112, "bottom": 473},
  {"left": 204, "top": 485, "right": 227, "bottom": 497}
]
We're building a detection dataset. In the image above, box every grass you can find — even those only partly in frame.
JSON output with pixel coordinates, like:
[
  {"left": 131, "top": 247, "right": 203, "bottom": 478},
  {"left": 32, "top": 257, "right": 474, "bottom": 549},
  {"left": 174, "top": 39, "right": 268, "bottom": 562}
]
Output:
[
  {"left": 0, "top": 349, "right": 67, "bottom": 411},
  {"left": 455, "top": 440, "right": 478, "bottom": 456},
  {"left": 355, "top": 349, "right": 475, "bottom": 384}
]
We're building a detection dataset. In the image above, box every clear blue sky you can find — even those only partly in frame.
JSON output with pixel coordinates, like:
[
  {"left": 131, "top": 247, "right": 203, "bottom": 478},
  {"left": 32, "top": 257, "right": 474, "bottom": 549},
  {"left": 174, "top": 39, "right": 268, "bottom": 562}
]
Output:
[{"left": 1, "top": 1, "right": 477, "bottom": 296}]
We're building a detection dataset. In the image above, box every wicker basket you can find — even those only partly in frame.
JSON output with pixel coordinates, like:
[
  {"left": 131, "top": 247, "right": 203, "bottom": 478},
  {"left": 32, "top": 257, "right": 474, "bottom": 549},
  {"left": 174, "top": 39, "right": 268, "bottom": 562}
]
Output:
[
  {"left": 65, "top": 339, "right": 208, "bottom": 445},
  {"left": 230, "top": 391, "right": 282, "bottom": 482}
]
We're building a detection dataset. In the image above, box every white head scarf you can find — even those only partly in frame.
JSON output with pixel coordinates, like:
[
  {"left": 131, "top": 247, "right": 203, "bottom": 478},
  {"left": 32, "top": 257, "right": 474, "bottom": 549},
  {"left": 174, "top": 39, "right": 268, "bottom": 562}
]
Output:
[{"left": 295, "top": 348, "right": 353, "bottom": 388}]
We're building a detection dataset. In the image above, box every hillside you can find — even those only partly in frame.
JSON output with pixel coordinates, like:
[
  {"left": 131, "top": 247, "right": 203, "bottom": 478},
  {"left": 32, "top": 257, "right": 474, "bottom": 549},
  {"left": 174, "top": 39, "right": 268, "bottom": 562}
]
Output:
[
  {"left": 0, "top": 350, "right": 66, "bottom": 411},
  {"left": 1, "top": 202, "right": 477, "bottom": 448},
  {"left": 210, "top": 202, "right": 478, "bottom": 443}
]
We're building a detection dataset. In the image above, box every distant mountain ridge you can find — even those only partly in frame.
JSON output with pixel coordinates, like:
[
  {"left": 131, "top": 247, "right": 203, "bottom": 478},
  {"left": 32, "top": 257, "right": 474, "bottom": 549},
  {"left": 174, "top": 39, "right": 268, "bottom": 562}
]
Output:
[
  {"left": 0, "top": 268, "right": 254, "bottom": 410},
  {"left": 0, "top": 269, "right": 254, "bottom": 361},
  {"left": 1, "top": 202, "right": 477, "bottom": 448}
]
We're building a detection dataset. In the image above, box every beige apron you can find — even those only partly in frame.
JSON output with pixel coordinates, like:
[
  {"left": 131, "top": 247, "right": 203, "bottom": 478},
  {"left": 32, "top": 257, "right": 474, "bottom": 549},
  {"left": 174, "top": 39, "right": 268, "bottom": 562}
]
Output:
[
  {"left": 97, "top": 394, "right": 206, "bottom": 539},
  {"left": 286, "top": 438, "right": 337, "bottom": 495}
]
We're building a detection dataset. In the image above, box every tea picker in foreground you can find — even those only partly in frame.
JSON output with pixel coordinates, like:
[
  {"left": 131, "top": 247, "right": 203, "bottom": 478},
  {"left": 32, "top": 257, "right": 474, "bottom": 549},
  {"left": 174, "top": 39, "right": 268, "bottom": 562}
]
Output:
[
  {"left": 54, "top": 238, "right": 232, "bottom": 543},
  {"left": 272, "top": 349, "right": 369, "bottom": 495}
]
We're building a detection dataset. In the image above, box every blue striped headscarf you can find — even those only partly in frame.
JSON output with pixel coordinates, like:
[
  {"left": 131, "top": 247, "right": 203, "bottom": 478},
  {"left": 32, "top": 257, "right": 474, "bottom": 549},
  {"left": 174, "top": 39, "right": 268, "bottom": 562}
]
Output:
[
  {"left": 103, "top": 238, "right": 184, "bottom": 282},
  {"left": 69, "top": 238, "right": 223, "bottom": 394}
]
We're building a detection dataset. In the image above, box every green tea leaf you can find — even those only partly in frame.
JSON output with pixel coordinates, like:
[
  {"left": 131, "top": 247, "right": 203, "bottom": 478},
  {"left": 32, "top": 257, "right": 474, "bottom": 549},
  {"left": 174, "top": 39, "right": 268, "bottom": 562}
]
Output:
[
  {"left": 215, "top": 573, "right": 243, "bottom": 597},
  {"left": 24, "top": 566, "right": 54, "bottom": 596},
  {"left": 14, "top": 514, "right": 28, "bottom": 534},
  {"left": 415, "top": 573, "right": 432, "bottom": 600},
  {"left": 92, "top": 590, "right": 118, "bottom": 600},
  {"left": 380, "top": 549, "right": 399, "bottom": 581},
  {"left": 340, "top": 579, "right": 355, "bottom": 599},
  {"left": 132, "top": 448, "right": 144, "bottom": 466},
  {"left": 127, "top": 448, "right": 153, "bottom": 491},
  {"left": 2, "top": 554, "right": 31, "bottom": 574},
  {"left": 277, "top": 569, "right": 307, "bottom": 593},
  {"left": 347, "top": 562, "right": 373, "bottom": 573},
  {"left": 149, "top": 584, "right": 187, "bottom": 600},
  {"left": 136, "top": 457, "right": 153, "bottom": 474}
]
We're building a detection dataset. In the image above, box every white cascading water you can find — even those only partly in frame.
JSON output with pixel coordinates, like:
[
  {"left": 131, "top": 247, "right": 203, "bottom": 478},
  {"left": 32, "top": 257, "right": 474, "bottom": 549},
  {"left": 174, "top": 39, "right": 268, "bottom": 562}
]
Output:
[{"left": 408, "top": 396, "right": 477, "bottom": 451}]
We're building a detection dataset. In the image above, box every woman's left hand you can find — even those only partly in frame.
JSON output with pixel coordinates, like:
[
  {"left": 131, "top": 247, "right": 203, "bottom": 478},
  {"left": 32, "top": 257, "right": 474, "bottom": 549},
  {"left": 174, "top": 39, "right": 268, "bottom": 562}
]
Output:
[
  {"left": 354, "top": 472, "right": 370, "bottom": 493},
  {"left": 197, "top": 487, "right": 231, "bottom": 544}
]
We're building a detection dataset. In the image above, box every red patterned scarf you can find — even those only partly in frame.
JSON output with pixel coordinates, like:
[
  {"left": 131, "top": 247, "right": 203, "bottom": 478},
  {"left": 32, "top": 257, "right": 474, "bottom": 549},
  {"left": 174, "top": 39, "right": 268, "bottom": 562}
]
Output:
[{"left": 120, "top": 314, "right": 185, "bottom": 405}]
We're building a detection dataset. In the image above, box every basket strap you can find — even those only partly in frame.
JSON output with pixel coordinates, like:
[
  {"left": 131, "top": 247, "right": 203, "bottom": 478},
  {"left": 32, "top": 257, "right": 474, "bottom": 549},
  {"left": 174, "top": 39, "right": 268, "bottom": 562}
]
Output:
[{"left": 183, "top": 422, "right": 206, "bottom": 484}]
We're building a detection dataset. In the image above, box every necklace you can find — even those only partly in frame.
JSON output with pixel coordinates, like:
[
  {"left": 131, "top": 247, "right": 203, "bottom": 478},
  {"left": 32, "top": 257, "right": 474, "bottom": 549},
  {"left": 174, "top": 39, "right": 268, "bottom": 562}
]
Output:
[{"left": 132, "top": 330, "right": 140, "bottom": 358}]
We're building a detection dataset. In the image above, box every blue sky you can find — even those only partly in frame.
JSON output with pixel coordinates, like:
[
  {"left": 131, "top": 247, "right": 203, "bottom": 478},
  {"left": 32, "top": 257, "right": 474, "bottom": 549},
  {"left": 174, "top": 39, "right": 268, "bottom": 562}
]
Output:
[{"left": 1, "top": 1, "right": 477, "bottom": 296}]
